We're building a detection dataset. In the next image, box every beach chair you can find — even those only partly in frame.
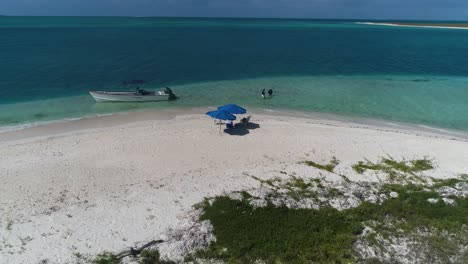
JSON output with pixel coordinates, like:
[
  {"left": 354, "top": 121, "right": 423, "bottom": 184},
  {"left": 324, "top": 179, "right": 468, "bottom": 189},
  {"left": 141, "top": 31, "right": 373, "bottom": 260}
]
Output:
[{"left": 241, "top": 116, "right": 251, "bottom": 126}]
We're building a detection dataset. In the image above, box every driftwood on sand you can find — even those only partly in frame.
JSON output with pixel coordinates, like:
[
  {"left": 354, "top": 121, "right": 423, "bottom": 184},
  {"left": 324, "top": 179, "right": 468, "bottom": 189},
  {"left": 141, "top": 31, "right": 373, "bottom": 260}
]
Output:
[{"left": 115, "top": 240, "right": 165, "bottom": 259}]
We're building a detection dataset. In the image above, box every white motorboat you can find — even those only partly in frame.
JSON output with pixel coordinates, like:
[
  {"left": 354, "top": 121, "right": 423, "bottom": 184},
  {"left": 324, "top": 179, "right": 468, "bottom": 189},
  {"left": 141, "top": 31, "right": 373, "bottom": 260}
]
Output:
[
  {"left": 89, "top": 88, "right": 176, "bottom": 102},
  {"left": 89, "top": 80, "right": 176, "bottom": 102}
]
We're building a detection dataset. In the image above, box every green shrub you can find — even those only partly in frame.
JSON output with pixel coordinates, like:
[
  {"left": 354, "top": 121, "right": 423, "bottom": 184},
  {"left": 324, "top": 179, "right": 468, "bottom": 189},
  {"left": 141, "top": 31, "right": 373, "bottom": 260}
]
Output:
[{"left": 199, "top": 196, "right": 361, "bottom": 263}]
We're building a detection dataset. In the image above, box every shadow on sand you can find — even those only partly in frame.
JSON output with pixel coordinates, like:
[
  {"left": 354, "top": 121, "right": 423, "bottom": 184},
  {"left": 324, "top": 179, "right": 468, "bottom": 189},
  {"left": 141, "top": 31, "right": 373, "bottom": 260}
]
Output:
[{"left": 223, "top": 122, "right": 260, "bottom": 136}]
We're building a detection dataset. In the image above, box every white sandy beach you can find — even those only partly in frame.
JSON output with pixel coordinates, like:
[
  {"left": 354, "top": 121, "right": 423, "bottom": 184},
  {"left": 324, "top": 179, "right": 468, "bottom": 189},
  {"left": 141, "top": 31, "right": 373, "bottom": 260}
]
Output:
[
  {"left": 357, "top": 22, "right": 468, "bottom": 30},
  {"left": 1, "top": 110, "right": 468, "bottom": 263}
]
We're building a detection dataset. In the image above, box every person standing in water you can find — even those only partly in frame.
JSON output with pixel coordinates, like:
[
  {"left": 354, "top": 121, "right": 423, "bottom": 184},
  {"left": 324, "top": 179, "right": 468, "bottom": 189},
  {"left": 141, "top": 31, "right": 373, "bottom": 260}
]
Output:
[
  {"left": 268, "top": 88, "right": 273, "bottom": 97},
  {"left": 261, "top": 89, "right": 265, "bottom": 98}
]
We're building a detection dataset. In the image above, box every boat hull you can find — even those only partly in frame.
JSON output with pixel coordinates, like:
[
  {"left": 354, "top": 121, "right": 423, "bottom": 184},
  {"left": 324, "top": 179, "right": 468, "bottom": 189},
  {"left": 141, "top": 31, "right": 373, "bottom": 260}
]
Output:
[{"left": 89, "top": 91, "right": 171, "bottom": 102}]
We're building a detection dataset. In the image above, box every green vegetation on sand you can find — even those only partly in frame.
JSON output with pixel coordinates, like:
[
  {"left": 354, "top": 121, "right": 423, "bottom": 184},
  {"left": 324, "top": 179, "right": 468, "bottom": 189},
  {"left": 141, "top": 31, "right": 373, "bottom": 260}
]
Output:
[
  {"left": 91, "top": 157, "right": 466, "bottom": 263},
  {"left": 352, "top": 157, "right": 433, "bottom": 182},
  {"left": 301, "top": 156, "right": 340, "bottom": 172},
  {"left": 198, "top": 178, "right": 468, "bottom": 263},
  {"left": 199, "top": 196, "right": 361, "bottom": 263}
]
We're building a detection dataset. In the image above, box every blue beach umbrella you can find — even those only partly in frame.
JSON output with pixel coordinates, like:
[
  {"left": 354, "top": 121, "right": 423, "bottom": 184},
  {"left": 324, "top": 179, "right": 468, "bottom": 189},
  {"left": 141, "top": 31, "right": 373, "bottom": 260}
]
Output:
[
  {"left": 206, "top": 110, "right": 237, "bottom": 121},
  {"left": 217, "top": 104, "right": 247, "bottom": 114},
  {"left": 206, "top": 110, "right": 236, "bottom": 134}
]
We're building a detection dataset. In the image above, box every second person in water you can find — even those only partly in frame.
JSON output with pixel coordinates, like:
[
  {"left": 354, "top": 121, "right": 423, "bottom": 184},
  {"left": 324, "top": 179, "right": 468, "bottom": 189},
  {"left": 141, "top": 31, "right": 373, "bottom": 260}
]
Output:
[{"left": 262, "top": 88, "right": 273, "bottom": 98}]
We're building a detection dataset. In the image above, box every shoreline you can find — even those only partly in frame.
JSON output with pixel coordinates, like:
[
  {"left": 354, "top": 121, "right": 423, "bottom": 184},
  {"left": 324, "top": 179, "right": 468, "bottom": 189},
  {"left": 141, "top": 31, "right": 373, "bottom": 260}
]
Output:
[
  {"left": 357, "top": 22, "right": 468, "bottom": 30},
  {"left": 1, "top": 107, "right": 468, "bottom": 143},
  {"left": 2, "top": 74, "right": 468, "bottom": 135}
]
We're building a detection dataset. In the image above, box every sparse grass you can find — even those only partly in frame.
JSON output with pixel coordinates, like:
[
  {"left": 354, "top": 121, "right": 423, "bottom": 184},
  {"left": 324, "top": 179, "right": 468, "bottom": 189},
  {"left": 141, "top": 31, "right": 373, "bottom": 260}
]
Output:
[
  {"left": 251, "top": 175, "right": 320, "bottom": 202},
  {"left": 326, "top": 187, "right": 343, "bottom": 198},
  {"left": 6, "top": 220, "right": 13, "bottom": 231},
  {"left": 434, "top": 179, "right": 462, "bottom": 189},
  {"left": 192, "top": 198, "right": 211, "bottom": 210},
  {"left": 364, "top": 185, "right": 467, "bottom": 233},
  {"left": 352, "top": 157, "right": 434, "bottom": 182},
  {"left": 197, "top": 178, "right": 468, "bottom": 263},
  {"left": 359, "top": 224, "right": 468, "bottom": 264},
  {"left": 311, "top": 178, "right": 322, "bottom": 183},
  {"left": 250, "top": 175, "right": 282, "bottom": 189},
  {"left": 91, "top": 249, "right": 174, "bottom": 264},
  {"left": 411, "top": 158, "right": 434, "bottom": 171},
  {"left": 264, "top": 177, "right": 282, "bottom": 188},
  {"left": 352, "top": 157, "right": 433, "bottom": 174},
  {"left": 93, "top": 253, "right": 120, "bottom": 264},
  {"left": 283, "top": 176, "right": 318, "bottom": 201},
  {"left": 73, "top": 252, "right": 90, "bottom": 263},
  {"left": 139, "top": 249, "right": 160, "bottom": 264},
  {"left": 431, "top": 177, "right": 467, "bottom": 189},
  {"left": 240, "top": 191, "right": 253, "bottom": 199},
  {"left": 301, "top": 156, "right": 339, "bottom": 172},
  {"left": 139, "top": 248, "right": 175, "bottom": 264},
  {"left": 424, "top": 227, "right": 468, "bottom": 264}
]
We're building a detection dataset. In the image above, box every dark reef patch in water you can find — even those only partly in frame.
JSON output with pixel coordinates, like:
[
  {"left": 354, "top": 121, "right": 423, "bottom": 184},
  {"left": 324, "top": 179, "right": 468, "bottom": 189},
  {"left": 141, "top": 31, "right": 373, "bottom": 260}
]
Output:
[
  {"left": 33, "top": 113, "right": 47, "bottom": 119},
  {"left": 412, "top": 79, "right": 431, "bottom": 82}
]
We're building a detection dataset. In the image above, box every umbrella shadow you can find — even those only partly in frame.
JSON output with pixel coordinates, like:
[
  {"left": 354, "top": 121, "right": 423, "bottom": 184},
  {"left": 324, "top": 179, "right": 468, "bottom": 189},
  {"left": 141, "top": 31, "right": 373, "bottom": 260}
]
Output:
[{"left": 223, "top": 122, "right": 260, "bottom": 136}]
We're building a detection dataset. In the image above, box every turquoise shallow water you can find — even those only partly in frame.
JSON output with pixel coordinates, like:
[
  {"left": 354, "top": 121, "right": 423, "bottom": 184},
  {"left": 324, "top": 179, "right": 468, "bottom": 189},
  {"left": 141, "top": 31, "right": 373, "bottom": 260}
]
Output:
[{"left": 1, "top": 17, "right": 468, "bottom": 130}]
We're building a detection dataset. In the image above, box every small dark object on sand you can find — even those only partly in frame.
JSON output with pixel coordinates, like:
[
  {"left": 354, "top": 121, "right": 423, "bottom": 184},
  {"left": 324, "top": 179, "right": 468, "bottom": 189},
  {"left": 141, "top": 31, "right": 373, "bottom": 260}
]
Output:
[{"left": 115, "top": 240, "right": 165, "bottom": 259}]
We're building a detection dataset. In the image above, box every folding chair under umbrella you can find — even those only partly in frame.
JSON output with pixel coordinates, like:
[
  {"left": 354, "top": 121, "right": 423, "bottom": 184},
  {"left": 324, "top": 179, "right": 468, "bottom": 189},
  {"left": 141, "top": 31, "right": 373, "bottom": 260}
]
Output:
[{"left": 206, "top": 110, "right": 237, "bottom": 134}]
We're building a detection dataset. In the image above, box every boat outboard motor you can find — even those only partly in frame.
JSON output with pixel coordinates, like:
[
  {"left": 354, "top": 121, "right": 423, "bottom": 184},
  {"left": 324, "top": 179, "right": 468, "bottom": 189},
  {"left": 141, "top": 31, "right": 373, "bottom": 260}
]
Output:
[
  {"left": 164, "top": 87, "right": 173, "bottom": 94},
  {"left": 165, "top": 87, "right": 177, "bottom": 100}
]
